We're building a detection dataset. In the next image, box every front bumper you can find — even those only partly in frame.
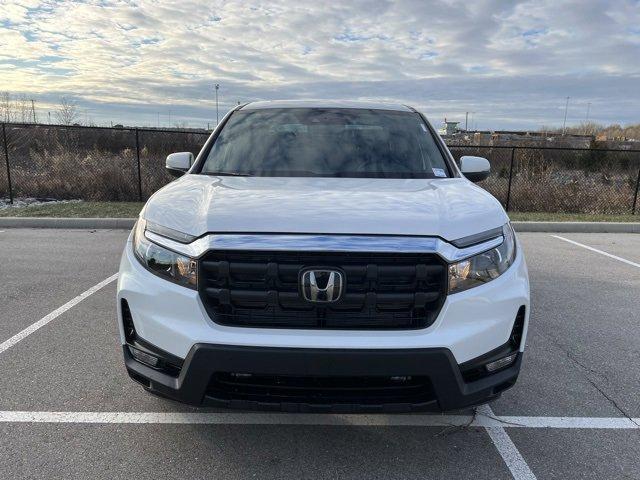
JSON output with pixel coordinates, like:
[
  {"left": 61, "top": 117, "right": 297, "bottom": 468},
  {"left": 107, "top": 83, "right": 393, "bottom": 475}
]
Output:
[
  {"left": 117, "top": 237, "right": 530, "bottom": 364},
  {"left": 118, "top": 231, "right": 529, "bottom": 412},
  {"left": 125, "top": 343, "right": 522, "bottom": 412}
]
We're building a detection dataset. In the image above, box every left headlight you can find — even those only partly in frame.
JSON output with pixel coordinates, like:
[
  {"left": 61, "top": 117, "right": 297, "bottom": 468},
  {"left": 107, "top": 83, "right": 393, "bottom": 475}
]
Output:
[
  {"left": 132, "top": 219, "right": 197, "bottom": 289},
  {"left": 448, "top": 223, "right": 516, "bottom": 294}
]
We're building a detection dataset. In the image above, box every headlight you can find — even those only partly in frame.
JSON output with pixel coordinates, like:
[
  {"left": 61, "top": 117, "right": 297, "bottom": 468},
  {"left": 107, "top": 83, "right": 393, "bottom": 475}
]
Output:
[
  {"left": 132, "top": 219, "right": 197, "bottom": 289},
  {"left": 448, "top": 223, "right": 516, "bottom": 294}
]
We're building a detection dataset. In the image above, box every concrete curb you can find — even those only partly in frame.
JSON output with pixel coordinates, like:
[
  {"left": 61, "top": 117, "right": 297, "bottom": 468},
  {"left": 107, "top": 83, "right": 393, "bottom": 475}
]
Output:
[{"left": 0, "top": 217, "right": 639, "bottom": 233}]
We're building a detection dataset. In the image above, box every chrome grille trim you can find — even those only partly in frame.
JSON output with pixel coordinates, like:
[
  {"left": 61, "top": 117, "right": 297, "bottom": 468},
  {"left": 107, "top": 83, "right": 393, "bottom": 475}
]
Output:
[{"left": 144, "top": 231, "right": 504, "bottom": 263}]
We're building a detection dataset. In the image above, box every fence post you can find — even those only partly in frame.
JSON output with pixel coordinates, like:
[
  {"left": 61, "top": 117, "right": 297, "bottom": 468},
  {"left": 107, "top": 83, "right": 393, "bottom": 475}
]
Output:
[
  {"left": 134, "top": 128, "right": 142, "bottom": 201},
  {"left": 632, "top": 161, "right": 640, "bottom": 215},
  {"left": 505, "top": 147, "right": 516, "bottom": 212},
  {"left": 2, "top": 123, "right": 13, "bottom": 204}
]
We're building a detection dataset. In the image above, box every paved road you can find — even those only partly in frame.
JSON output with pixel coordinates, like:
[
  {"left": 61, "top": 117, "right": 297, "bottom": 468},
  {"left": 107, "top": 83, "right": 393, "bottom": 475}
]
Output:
[{"left": 0, "top": 229, "right": 639, "bottom": 479}]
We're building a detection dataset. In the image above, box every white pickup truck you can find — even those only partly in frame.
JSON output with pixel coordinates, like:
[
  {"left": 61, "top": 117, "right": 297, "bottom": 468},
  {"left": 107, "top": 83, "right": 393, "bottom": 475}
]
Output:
[{"left": 117, "top": 100, "right": 530, "bottom": 412}]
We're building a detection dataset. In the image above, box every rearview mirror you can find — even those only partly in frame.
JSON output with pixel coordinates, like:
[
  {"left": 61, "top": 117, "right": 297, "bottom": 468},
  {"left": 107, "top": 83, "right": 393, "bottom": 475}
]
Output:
[
  {"left": 460, "top": 156, "right": 490, "bottom": 182},
  {"left": 166, "top": 152, "right": 194, "bottom": 177}
]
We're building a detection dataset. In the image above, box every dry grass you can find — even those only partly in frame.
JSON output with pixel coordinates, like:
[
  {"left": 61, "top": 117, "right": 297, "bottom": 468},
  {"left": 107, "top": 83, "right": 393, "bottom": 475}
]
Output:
[
  {"left": 0, "top": 201, "right": 143, "bottom": 217},
  {"left": 10, "top": 146, "right": 140, "bottom": 201},
  {"left": 508, "top": 212, "right": 639, "bottom": 222},
  {"left": 480, "top": 150, "right": 639, "bottom": 214},
  {"left": 1, "top": 127, "right": 638, "bottom": 215},
  {"left": 0, "top": 125, "right": 206, "bottom": 201}
]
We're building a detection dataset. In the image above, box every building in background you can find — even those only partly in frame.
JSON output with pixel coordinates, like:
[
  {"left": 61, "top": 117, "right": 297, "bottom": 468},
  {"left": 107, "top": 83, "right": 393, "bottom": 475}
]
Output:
[{"left": 438, "top": 119, "right": 461, "bottom": 136}]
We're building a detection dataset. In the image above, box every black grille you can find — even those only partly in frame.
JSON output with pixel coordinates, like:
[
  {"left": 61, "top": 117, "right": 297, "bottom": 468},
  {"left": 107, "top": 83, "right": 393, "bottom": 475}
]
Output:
[
  {"left": 208, "top": 373, "right": 435, "bottom": 406},
  {"left": 198, "top": 250, "right": 447, "bottom": 329}
]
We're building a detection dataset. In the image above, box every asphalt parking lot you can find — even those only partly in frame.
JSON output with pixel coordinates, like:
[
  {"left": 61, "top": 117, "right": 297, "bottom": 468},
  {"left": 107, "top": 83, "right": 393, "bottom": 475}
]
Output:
[{"left": 0, "top": 229, "right": 639, "bottom": 479}]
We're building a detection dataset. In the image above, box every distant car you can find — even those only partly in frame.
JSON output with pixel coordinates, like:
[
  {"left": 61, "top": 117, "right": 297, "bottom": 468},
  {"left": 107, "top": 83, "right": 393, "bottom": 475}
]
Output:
[{"left": 117, "top": 100, "right": 530, "bottom": 412}]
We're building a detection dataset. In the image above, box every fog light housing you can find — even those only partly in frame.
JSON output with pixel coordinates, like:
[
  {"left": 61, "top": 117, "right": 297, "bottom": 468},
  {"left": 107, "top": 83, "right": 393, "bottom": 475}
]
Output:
[
  {"left": 485, "top": 353, "right": 518, "bottom": 372},
  {"left": 128, "top": 345, "right": 160, "bottom": 367}
]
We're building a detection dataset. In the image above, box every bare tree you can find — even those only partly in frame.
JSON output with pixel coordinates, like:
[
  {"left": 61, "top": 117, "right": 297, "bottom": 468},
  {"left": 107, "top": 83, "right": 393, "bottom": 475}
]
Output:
[
  {"left": 16, "top": 94, "right": 30, "bottom": 123},
  {"left": 0, "top": 91, "right": 13, "bottom": 122},
  {"left": 56, "top": 97, "right": 79, "bottom": 125}
]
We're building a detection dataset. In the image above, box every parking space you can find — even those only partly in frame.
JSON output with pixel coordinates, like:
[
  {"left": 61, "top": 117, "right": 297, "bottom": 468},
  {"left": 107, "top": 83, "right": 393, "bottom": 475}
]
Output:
[
  {"left": 554, "top": 233, "right": 640, "bottom": 265},
  {"left": 493, "top": 233, "right": 640, "bottom": 418},
  {"left": 509, "top": 428, "right": 640, "bottom": 480},
  {"left": 0, "top": 229, "right": 639, "bottom": 479},
  {"left": 0, "top": 423, "right": 515, "bottom": 480},
  {"left": 0, "top": 229, "right": 128, "bottom": 341}
]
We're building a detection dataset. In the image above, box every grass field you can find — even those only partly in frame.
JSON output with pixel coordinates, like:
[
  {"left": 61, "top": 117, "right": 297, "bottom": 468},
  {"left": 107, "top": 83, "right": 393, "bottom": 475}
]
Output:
[
  {"left": 507, "top": 212, "right": 640, "bottom": 222},
  {"left": 0, "top": 201, "right": 144, "bottom": 218},
  {"left": 1, "top": 201, "right": 639, "bottom": 222}
]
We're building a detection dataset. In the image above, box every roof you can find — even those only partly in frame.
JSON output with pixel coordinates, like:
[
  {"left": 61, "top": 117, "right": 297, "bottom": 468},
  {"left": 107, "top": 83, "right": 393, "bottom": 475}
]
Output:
[{"left": 240, "top": 100, "right": 413, "bottom": 112}]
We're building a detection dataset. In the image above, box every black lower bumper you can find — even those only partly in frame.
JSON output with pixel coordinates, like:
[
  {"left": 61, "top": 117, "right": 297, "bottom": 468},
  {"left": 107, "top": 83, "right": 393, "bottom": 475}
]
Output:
[{"left": 124, "top": 343, "right": 522, "bottom": 413}]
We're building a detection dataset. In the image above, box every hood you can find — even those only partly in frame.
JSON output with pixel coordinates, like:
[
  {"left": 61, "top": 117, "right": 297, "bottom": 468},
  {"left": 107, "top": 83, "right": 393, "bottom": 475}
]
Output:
[{"left": 143, "top": 175, "right": 508, "bottom": 242}]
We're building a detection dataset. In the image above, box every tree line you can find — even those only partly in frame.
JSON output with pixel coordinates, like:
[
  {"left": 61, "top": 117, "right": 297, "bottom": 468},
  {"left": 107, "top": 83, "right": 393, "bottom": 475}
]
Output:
[
  {"left": 0, "top": 92, "right": 79, "bottom": 125},
  {"left": 541, "top": 122, "right": 640, "bottom": 141}
]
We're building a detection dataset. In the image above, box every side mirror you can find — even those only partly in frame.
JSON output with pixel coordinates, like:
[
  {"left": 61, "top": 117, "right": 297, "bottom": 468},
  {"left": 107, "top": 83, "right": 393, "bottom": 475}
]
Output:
[
  {"left": 460, "top": 155, "right": 490, "bottom": 182},
  {"left": 166, "top": 152, "right": 194, "bottom": 177}
]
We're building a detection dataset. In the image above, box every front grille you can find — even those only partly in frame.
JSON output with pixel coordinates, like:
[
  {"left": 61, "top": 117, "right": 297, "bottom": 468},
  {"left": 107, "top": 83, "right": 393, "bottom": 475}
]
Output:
[
  {"left": 198, "top": 250, "right": 447, "bottom": 329},
  {"left": 207, "top": 373, "right": 436, "bottom": 405}
]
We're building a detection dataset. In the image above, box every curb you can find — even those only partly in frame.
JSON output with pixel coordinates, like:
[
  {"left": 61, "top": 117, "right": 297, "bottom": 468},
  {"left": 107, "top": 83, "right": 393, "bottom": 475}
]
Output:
[{"left": 0, "top": 217, "right": 639, "bottom": 233}]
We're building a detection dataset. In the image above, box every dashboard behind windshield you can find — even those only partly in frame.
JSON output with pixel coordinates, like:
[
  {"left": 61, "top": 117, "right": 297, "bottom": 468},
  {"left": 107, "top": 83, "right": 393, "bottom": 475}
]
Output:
[{"left": 199, "top": 108, "right": 451, "bottom": 179}]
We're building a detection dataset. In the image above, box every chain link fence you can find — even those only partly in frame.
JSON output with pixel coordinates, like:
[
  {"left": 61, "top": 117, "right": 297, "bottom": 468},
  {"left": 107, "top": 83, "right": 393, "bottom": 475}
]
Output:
[
  {"left": 2, "top": 122, "right": 640, "bottom": 214},
  {"left": 0, "top": 123, "right": 209, "bottom": 203},
  {"left": 448, "top": 145, "right": 640, "bottom": 214}
]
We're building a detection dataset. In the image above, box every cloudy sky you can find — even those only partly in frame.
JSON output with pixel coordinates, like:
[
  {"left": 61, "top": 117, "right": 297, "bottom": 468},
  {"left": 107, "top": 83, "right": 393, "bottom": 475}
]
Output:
[{"left": 1, "top": 0, "right": 639, "bottom": 129}]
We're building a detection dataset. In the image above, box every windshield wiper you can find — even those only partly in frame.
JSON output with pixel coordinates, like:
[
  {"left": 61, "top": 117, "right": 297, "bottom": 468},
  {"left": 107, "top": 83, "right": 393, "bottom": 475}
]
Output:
[{"left": 204, "top": 171, "right": 253, "bottom": 177}]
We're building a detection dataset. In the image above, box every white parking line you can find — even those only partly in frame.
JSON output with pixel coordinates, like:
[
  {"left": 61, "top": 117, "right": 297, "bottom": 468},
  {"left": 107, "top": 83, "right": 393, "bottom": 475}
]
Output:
[
  {"left": 0, "top": 411, "right": 469, "bottom": 425},
  {"left": 478, "top": 405, "right": 537, "bottom": 480},
  {"left": 0, "top": 273, "right": 119, "bottom": 355},
  {"left": 0, "top": 410, "right": 638, "bottom": 428},
  {"left": 551, "top": 235, "right": 640, "bottom": 269},
  {"left": 492, "top": 416, "right": 640, "bottom": 429}
]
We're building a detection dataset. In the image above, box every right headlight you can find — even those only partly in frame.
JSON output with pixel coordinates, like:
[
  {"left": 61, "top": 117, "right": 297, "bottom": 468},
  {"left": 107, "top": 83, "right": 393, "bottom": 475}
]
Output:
[
  {"left": 132, "top": 218, "right": 197, "bottom": 289},
  {"left": 448, "top": 223, "right": 516, "bottom": 294}
]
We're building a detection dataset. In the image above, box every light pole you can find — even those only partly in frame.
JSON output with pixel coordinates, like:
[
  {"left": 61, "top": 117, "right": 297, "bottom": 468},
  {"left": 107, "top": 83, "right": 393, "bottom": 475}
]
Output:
[
  {"left": 562, "top": 96, "right": 570, "bottom": 135},
  {"left": 215, "top": 84, "right": 220, "bottom": 125}
]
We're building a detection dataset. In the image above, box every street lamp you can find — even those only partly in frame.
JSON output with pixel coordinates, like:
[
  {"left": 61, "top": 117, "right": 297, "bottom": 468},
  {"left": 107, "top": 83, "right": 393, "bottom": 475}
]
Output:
[
  {"left": 215, "top": 84, "right": 220, "bottom": 125},
  {"left": 562, "top": 96, "right": 570, "bottom": 135}
]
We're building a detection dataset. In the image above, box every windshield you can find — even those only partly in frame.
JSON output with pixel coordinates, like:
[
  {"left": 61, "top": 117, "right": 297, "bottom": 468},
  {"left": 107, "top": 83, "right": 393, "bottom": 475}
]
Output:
[{"left": 199, "top": 108, "right": 451, "bottom": 178}]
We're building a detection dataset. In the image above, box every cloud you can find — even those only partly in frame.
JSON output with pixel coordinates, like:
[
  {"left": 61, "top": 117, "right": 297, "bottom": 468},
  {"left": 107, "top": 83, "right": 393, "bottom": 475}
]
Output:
[{"left": 0, "top": 0, "right": 638, "bottom": 128}]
